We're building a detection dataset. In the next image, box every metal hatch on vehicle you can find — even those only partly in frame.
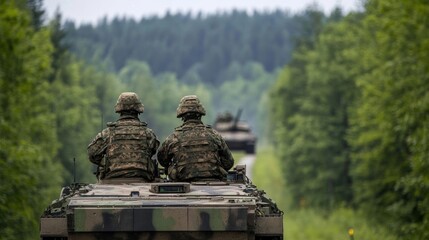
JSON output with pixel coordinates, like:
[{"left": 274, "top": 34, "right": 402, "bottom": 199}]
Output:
[{"left": 150, "top": 182, "right": 191, "bottom": 193}]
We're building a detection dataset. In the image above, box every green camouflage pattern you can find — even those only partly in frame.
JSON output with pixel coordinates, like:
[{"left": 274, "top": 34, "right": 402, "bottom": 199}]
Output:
[
  {"left": 114, "top": 92, "right": 145, "bottom": 113},
  {"left": 176, "top": 95, "right": 206, "bottom": 118},
  {"left": 88, "top": 115, "right": 159, "bottom": 180},
  {"left": 40, "top": 166, "right": 284, "bottom": 240},
  {"left": 158, "top": 119, "right": 234, "bottom": 181}
]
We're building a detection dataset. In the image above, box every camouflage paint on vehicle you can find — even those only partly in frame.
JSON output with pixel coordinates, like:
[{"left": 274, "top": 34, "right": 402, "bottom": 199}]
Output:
[{"left": 40, "top": 166, "right": 283, "bottom": 240}]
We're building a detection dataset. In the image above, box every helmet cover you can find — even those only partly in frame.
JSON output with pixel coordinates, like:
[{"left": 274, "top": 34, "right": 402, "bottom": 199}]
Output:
[
  {"left": 114, "top": 92, "right": 144, "bottom": 113},
  {"left": 176, "top": 95, "right": 206, "bottom": 118}
]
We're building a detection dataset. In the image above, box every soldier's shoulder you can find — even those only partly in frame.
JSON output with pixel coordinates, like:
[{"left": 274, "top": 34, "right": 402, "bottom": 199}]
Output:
[
  {"left": 161, "top": 132, "right": 179, "bottom": 145},
  {"left": 129, "top": 120, "right": 148, "bottom": 127},
  {"left": 90, "top": 127, "right": 111, "bottom": 143},
  {"left": 174, "top": 125, "right": 184, "bottom": 131},
  {"left": 106, "top": 121, "right": 116, "bottom": 127},
  {"left": 210, "top": 128, "right": 224, "bottom": 139},
  {"left": 205, "top": 125, "right": 220, "bottom": 134},
  {"left": 144, "top": 126, "right": 157, "bottom": 136},
  {"left": 101, "top": 126, "right": 112, "bottom": 134}
]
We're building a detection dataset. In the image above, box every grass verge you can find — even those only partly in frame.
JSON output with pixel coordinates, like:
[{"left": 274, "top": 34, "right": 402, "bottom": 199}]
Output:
[{"left": 251, "top": 147, "right": 397, "bottom": 240}]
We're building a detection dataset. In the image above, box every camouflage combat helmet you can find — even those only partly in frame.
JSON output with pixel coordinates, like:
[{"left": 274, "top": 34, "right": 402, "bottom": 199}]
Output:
[
  {"left": 176, "top": 95, "right": 206, "bottom": 118},
  {"left": 114, "top": 92, "right": 144, "bottom": 113}
]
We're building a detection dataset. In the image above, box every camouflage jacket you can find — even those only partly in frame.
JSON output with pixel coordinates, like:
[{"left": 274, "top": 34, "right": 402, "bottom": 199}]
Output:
[
  {"left": 157, "top": 119, "right": 234, "bottom": 181},
  {"left": 88, "top": 115, "right": 159, "bottom": 180}
]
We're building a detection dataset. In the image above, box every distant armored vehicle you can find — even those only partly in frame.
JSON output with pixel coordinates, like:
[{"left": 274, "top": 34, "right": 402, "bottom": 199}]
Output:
[
  {"left": 213, "top": 109, "right": 257, "bottom": 154},
  {"left": 40, "top": 165, "right": 283, "bottom": 239}
]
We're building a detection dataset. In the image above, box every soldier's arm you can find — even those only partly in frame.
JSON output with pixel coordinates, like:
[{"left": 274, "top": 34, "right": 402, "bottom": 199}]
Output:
[
  {"left": 87, "top": 129, "right": 109, "bottom": 165},
  {"left": 157, "top": 135, "right": 175, "bottom": 168},
  {"left": 214, "top": 132, "right": 234, "bottom": 170},
  {"left": 147, "top": 129, "right": 160, "bottom": 157}
]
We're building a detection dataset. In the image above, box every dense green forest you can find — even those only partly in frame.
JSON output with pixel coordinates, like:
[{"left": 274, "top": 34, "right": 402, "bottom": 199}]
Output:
[
  {"left": 0, "top": 0, "right": 428, "bottom": 239},
  {"left": 63, "top": 10, "right": 319, "bottom": 85},
  {"left": 63, "top": 8, "right": 337, "bottom": 139},
  {"left": 270, "top": 0, "right": 429, "bottom": 239}
]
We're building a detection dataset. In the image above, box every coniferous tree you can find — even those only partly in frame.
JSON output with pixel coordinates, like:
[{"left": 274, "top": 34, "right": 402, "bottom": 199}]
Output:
[
  {"left": 0, "top": 1, "right": 61, "bottom": 238},
  {"left": 64, "top": 10, "right": 315, "bottom": 85}
]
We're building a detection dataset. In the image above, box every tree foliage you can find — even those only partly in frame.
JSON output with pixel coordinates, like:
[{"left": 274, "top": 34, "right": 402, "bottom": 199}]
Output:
[
  {"left": 64, "top": 10, "right": 325, "bottom": 85},
  {"left": 349, "top": 0, "right": 429, "bottom": 238},
  {"left": 270, "top": 0, "right": 429, "bottom": 238},
  {"left": 0, "top": 1, "right": 61, "bottom": 238},
  {"left": 269, "top": 8, "right": 353, "bottom": 208}
]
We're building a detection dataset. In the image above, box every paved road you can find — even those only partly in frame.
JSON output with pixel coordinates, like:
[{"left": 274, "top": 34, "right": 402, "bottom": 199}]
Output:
[{"left": 237, "top": 154, "right": 256, "bottom": 180}]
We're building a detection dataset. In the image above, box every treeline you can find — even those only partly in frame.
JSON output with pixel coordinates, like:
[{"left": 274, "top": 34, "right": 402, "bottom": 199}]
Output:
[
  {"left": 62, "top": 6, "right": 338, "bottom": 141},
  {"left": 64, "top": 9, "right": 341, "bottom": 85},
  {"left": 270, "top": 0, "right": 429, "bottom": 239}
]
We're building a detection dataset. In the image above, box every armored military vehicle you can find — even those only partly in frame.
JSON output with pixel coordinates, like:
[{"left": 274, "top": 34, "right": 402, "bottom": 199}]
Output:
[
  {"left": 40, "top": 165, "right": 283, "bottom": 239},
  {"left": 213, "top": 109, "right": 257, "bottom": 154}
]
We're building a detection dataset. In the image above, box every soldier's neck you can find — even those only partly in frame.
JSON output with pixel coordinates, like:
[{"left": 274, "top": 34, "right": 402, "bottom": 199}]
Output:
[
  {"left": 119, "top": 113, "right": 139, "bottom": 120},
  {"left": 183, "top": 119, "right": 203, "bottom": 124}
]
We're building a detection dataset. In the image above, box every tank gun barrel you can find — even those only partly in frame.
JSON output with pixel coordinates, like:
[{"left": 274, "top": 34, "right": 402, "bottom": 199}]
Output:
[{"left": 233, "top": 108, "right": 243, "bottom": 130}]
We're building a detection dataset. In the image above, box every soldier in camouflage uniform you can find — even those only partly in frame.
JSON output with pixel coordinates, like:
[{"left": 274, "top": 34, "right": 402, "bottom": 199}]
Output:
[
  {"left": 157, "top": 95, "right": 234, "bottom": 181},
  {"left": 88, "top": 92, "right": 159, "bottom": 181}
]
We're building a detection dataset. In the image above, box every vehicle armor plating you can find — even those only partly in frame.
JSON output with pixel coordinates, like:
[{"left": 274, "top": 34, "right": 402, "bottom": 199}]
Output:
[{"left": 40, "top": 165, "right": 283, "bottom": 240}]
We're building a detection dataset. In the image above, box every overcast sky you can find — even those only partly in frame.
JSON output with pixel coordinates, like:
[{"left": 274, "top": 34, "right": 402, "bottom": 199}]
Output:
[{"left": 44, "top": 0, "right": 363, "bottom": 25}]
